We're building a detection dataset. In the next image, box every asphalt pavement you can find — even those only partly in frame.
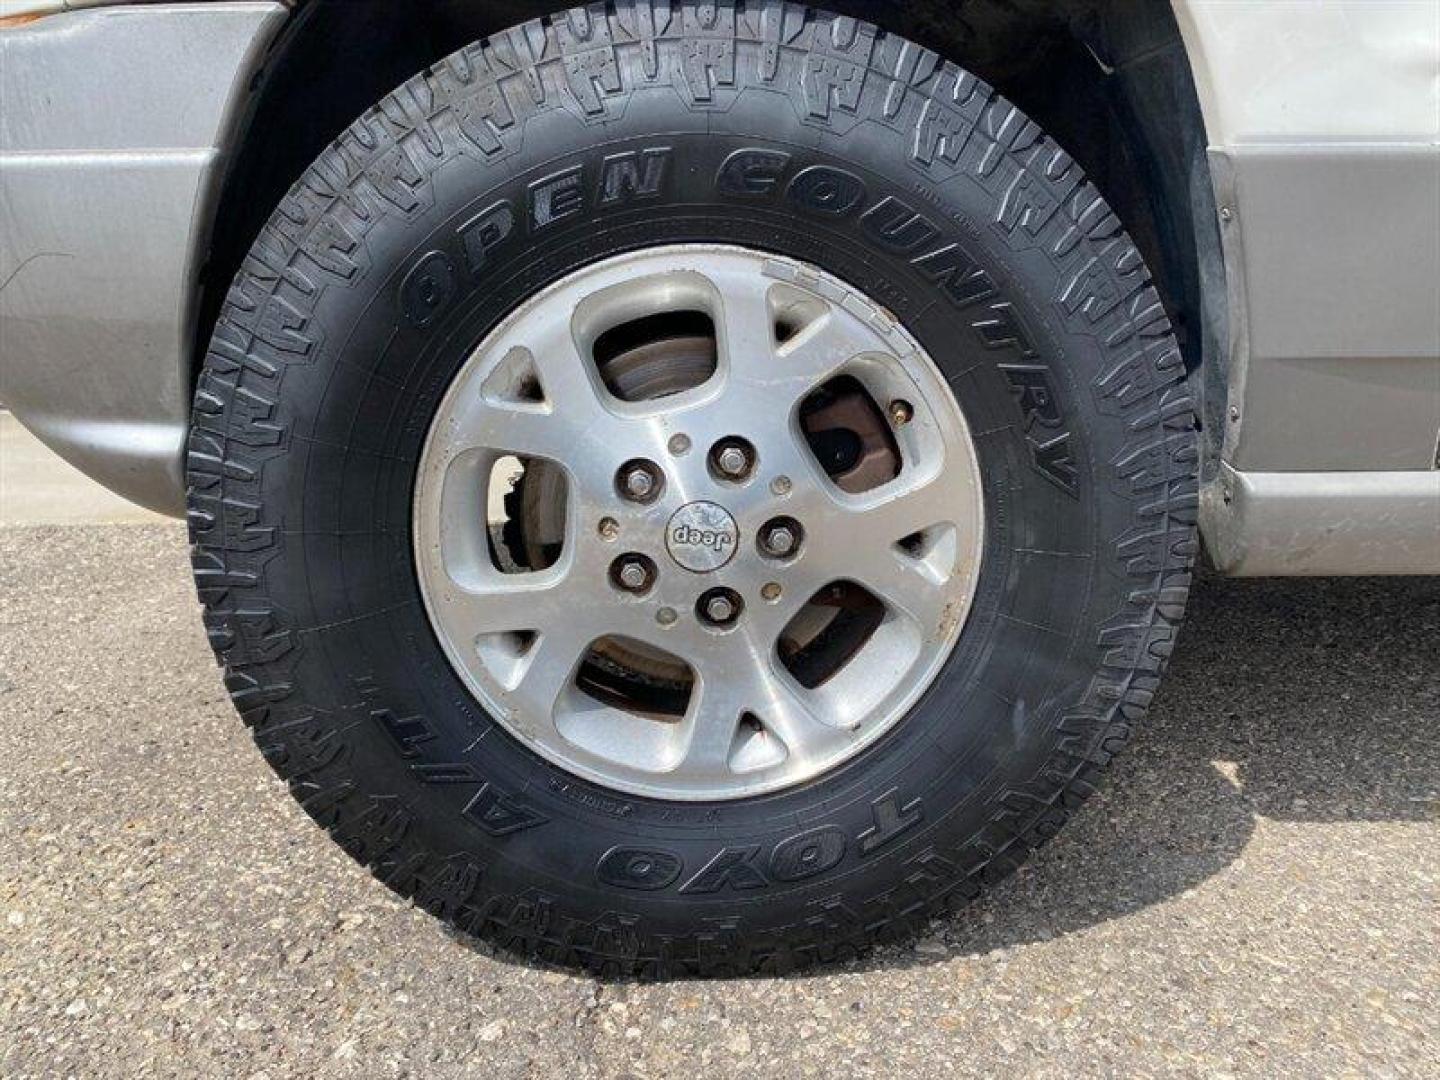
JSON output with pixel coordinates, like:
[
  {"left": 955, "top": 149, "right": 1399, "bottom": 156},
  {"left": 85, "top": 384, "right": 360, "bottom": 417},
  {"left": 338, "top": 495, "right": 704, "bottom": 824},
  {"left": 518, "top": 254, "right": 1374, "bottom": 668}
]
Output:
[
  {"left": 0, "top": 439, "right": 1436, "bottom": 1077},
  {"left": 0, "top": 414, "right": 168, "bottom": 526}
]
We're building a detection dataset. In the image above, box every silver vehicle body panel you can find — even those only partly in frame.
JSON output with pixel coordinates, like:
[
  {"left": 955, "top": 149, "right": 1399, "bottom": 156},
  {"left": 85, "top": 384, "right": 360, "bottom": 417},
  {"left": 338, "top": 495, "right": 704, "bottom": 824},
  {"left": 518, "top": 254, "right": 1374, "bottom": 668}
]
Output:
[
  {"left": 0, "top": 1, "right": 115, "bottom": 16},
  {"left": 1203, "top": 465, "right": 1440, "bottom": 577},
  {"left": 1, "top": 0, "right": 1436, "bottom": 574},
  {"left": 0, "top": 2, "right": 287, "bottom": 514},
  {"left": 1175, "top": 0, "right": 1440, "bottom": 574}
]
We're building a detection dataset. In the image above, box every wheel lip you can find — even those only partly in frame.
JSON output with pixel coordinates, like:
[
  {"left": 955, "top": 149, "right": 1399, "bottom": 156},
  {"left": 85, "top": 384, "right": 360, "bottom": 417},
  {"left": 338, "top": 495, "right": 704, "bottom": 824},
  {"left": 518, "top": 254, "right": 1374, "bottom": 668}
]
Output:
[{"left": 412, "top": 244, "right": 986, "bottom": 802}]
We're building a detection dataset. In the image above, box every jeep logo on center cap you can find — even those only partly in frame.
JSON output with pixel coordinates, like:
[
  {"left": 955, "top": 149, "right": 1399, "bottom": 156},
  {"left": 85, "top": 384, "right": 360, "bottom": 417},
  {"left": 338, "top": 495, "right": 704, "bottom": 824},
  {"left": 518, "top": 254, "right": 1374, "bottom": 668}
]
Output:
[{"left": 665, "top": 501, "right": 739, "bottom": 573}]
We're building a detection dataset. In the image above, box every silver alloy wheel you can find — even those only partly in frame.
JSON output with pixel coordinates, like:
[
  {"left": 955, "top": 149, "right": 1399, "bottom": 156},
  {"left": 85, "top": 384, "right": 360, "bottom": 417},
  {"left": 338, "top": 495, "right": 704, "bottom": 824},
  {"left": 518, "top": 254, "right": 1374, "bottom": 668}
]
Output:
[{"left": 414, "top": 246, "right": 984, "bottom": 800}]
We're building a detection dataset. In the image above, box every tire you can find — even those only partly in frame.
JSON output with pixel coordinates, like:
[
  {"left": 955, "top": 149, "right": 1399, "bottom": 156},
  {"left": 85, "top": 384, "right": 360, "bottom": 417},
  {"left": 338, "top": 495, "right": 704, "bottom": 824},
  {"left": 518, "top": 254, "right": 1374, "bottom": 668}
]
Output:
[{"left": 188, "top": 1, "right": 1197, "bottom": 976}]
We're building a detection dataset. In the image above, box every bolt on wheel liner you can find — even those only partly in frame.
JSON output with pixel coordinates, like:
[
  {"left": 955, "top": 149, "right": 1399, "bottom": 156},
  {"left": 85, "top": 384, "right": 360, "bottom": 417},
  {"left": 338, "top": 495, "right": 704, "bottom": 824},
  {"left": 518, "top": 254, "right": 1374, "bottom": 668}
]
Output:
[{"left": 188, "top": 1, "right": 1197, "bottom": 976}]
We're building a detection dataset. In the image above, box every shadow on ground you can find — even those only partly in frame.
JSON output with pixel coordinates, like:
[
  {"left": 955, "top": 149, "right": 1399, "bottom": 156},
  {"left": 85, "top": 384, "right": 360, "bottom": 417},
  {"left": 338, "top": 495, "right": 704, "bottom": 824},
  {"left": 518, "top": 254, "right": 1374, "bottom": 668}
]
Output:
[
  {"left": 466, "top": 569, "right": 1440, "bottom": 976},
  {"left": 912, "top": 568, "right": 1440, "bottom": 961}
]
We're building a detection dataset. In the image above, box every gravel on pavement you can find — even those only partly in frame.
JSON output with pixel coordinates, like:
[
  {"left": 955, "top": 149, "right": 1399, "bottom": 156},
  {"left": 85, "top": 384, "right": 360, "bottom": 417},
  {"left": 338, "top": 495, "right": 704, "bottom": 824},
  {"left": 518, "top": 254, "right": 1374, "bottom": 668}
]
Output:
[{"left": 1, "top": 524, "right": 1436, "bottom": 1078}]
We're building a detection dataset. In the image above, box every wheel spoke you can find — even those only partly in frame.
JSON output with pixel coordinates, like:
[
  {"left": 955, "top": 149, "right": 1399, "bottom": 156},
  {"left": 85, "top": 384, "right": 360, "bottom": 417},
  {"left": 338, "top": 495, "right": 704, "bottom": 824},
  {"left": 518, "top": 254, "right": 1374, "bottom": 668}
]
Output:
[
  {"left": 499, "top": 313, "right": 606, "bottom": 420},
  {"left": 777, "top": 470, "right": 958, "bottom": 633},
  {"left": 437, "top": 569, "right": 580, "bottom": 639},
  {"left": 856, "top": 547, "right": 951, "bottom": 629},
  {"left": 746, "top": 659, "right": 847, "bottom": 738},
  {"left": 776, "top": 305, "right": 885, "bottom": 386},
  {"left": 671, "top": 639, "right": 756, "bottom": 777},
  {"left": 511, "top": 619, "right": 596, "bottom": 720},
  {"left": 687, "top": 634, "right": 770, "bottom": 722},
  {"left": 427, "top": 568, "right": 600, "bottom": 723},
  {"left": 440, "top": 583, "right": 531, "bottom": 637},
  {"left": 678, "top": 636, "right": 849, "bottom": 776},
  {"left": 842, "top": 467, "right": 956, "bottom": 548},
  {"left": 674, "top": 701, "right": 741, "bottom": 777},
  {"left": 710, "top": 272, "right": 779, "bottom": 386},
  {"left": 714, "top": 278, "right": 877, "bottom": 405},
  {"left": 470, "top": 402, "right": 572, "bottom": 462},
  {"left": 431, "top": 313, "right": 628, "bottom": 468}
]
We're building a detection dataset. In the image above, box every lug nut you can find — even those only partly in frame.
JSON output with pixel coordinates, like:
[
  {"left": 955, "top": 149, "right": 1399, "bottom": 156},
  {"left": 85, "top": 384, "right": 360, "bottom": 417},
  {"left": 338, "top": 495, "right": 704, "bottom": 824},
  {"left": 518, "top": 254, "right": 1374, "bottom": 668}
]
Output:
[
  {"left": 706, "top": 595, "right": 736, "bottom": 622},
  {"left": 616, "top": 459, "right": 663, "bottom": 503},
  {"left": 759, "top": 517, "right": 803, "bottom": 559},
  {"left": 624, "top": 468, "right": 654, "bottom": 499},
  {"left": 762, "top": 526, "right": 796, "bottom": 557},
  {"left": 612, "top": 554, "right": 655, "bottom": 595},
  {"left": 717, "top": 446, "right": 747, "bottom": 476},
  {"left": 710, "top": 438, "right": 756, "bottom": 482},
  {"left": 697, "top": 588, "right": 742, "bottom": 627}
]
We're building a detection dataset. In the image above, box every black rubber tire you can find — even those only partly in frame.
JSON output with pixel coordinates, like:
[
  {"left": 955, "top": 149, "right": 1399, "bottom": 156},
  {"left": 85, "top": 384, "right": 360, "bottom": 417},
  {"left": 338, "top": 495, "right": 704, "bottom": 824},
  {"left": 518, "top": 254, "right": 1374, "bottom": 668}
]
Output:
[{"left": 187, "top": 1, "right": 1197, "bottom": 976}]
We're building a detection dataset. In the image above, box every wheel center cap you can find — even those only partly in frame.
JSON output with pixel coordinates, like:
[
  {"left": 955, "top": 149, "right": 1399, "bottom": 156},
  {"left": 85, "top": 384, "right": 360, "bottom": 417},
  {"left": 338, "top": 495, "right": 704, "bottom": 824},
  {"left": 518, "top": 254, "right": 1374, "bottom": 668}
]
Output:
[{"left": 666, "top": 501, "right": 739, "bottom": 573}]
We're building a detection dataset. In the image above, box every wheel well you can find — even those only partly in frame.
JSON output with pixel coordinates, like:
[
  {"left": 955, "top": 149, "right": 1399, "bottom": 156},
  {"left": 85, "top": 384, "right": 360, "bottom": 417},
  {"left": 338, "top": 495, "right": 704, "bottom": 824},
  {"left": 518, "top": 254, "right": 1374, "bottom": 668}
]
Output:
[{"left": 196, "top": 0, "right": 1223, "bottom": 430}]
